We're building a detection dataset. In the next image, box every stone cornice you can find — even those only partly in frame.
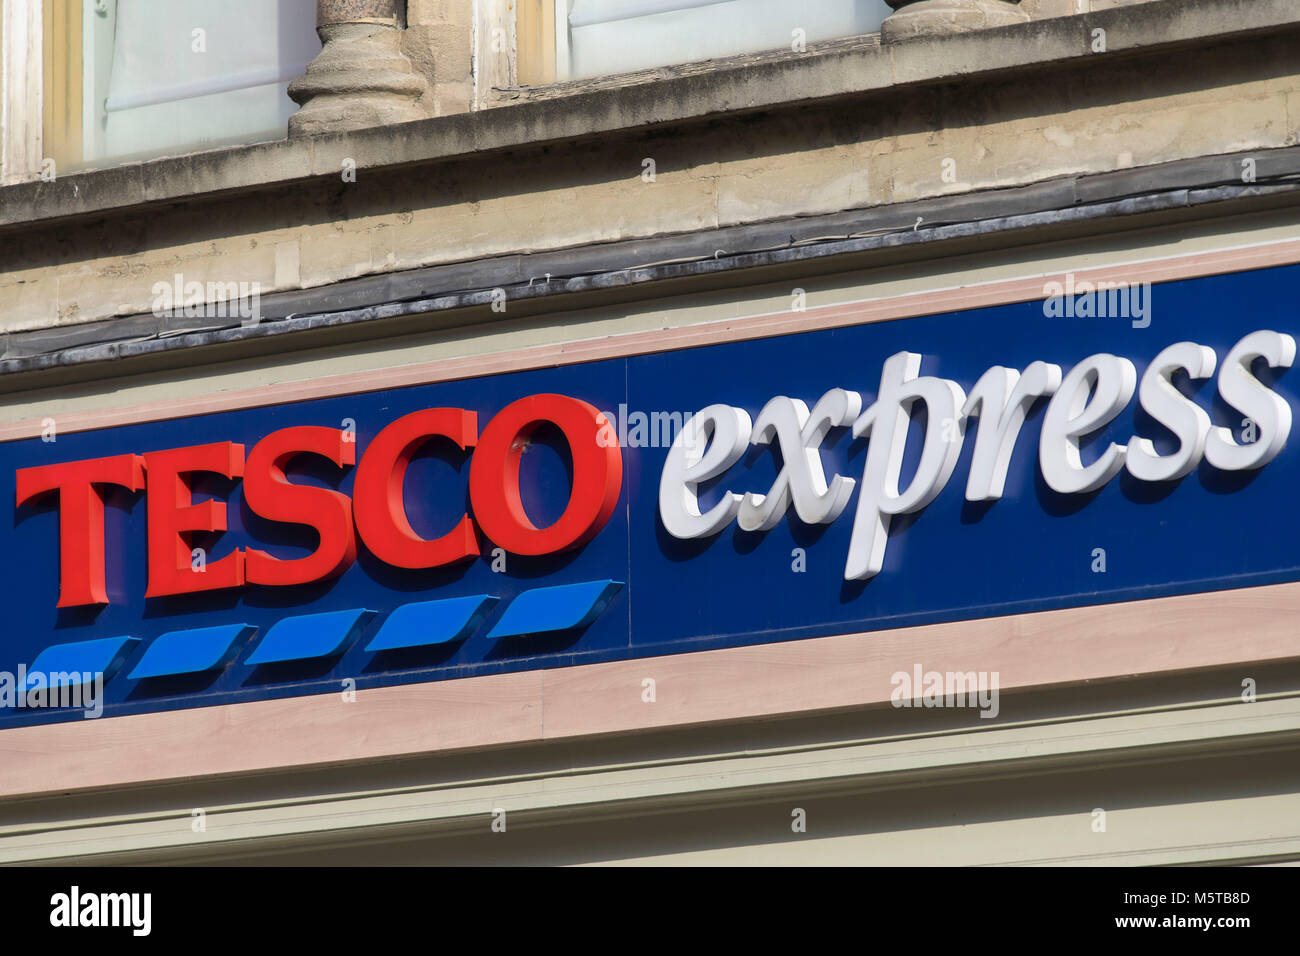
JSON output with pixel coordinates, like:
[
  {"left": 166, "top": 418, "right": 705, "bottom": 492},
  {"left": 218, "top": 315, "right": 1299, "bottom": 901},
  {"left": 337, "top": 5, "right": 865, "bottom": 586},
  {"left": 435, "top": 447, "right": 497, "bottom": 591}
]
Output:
[{"left": 0, "top": 0, "right": 1294, "bottom": 235}]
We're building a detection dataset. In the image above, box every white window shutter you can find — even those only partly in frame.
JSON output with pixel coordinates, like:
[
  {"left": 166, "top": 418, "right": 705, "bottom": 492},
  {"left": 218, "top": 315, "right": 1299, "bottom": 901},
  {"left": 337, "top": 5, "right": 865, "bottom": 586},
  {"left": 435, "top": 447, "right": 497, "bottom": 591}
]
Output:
[
  {"left": 562, "top": 0, "right": 892, "bottom": 81},
  {"left": 96, "top": 0, "right": 319, "bottom": 164}
]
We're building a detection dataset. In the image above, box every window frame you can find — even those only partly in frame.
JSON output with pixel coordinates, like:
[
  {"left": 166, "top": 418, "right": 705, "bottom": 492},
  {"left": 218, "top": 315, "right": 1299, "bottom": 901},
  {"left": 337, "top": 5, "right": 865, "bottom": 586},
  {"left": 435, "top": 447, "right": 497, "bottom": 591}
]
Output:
[
  {"left": 517, "top": 0, "right": 557, "bottom": 86},
  {"left": 1, "top": 0, "right": 319, "bottom": 184},
  {"left": 41, "top": 0, "right": 81, "bottom": 176},
  {"left": 0, "top": 0, "right": 43, "bottom": 184},
  {"left": 505, "top": 0, "right": 889, "bottom": 91}
]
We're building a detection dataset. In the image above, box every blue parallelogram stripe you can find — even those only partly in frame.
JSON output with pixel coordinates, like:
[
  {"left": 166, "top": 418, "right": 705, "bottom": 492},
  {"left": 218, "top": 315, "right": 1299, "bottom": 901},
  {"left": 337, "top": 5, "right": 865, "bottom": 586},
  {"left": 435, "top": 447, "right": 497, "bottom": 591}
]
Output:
[
  {"left": 26, "top": 579, "right": 623, "bottom": 690},
  {"left": 365, "top": 595, "right": 498, "bottom": 652},
  {"left": 244, "top": 608, "right": 376, "bottom": 665},
  {"left": 128, "top": 623, "right": 257, "bottom": 680},
  {"left": 26, "top": 636, "right": 139, "bottom": 688},
  {"left": 487, "top": 579, "right": 624, "bottom": 639}
]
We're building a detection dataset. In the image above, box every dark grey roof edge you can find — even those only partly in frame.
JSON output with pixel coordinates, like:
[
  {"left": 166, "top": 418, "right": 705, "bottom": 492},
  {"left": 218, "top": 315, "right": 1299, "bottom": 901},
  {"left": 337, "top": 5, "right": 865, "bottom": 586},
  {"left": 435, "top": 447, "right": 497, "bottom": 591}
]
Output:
[{"left": 4, "top": 144, "right": 1300, "bottom": 379}]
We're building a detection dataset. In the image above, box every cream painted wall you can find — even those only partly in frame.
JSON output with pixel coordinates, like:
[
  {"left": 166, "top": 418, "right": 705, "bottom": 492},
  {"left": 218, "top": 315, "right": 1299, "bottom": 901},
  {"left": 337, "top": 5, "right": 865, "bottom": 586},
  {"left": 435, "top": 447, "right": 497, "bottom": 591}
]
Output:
[{"left": 5, "top": 681, "right": 1298, "bottom": 864}]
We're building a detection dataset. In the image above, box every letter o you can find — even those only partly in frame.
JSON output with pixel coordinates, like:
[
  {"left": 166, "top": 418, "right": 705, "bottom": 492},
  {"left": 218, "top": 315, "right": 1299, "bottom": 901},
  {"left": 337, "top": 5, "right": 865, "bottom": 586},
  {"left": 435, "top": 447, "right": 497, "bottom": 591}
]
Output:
[{"left": 470, "top": 394, "right": 622, "bottom": 555}]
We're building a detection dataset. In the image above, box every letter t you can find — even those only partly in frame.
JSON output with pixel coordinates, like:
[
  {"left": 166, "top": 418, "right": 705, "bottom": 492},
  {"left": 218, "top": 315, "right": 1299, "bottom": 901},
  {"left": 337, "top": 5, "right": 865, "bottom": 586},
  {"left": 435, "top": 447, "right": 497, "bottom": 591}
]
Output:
[{"left": 16, "top": 454, "right": 146, "bottom": 607}]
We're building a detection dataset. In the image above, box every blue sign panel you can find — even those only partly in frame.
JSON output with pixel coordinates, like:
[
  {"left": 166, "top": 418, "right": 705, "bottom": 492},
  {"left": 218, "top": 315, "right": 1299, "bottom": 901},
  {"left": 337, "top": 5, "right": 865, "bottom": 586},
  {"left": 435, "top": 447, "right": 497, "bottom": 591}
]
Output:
[{"left": 2, "top": 263, "right": 1298, "bottom": 726}]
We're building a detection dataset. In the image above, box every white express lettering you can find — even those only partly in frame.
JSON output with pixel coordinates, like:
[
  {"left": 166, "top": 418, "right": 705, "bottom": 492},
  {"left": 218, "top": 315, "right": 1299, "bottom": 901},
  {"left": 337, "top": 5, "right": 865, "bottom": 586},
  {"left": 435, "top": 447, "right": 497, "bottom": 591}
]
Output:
[
  {"left": 738, "top": 389, "right": 861, "bottom": 532},
  {"left": 1125, "top": 341, "right": 1217, "bottom": 482},
  {"left": 1203, "top": 330, "right": 1296, "bottom": 471},
  {"left": 657, "top": 330, "right": 1294, "bottom": 581},
  {"left": 658, "top": 404, "right": 752, "bottom": 539},
  {"left": 962, "top": 361, "right": 1061, "bottom": 502},
  {"left": 1039, "top": 353, "right": 1136, "bottom": 495},
  {"left": 845, "top": 352, "right": 966, "bottom": 580}
]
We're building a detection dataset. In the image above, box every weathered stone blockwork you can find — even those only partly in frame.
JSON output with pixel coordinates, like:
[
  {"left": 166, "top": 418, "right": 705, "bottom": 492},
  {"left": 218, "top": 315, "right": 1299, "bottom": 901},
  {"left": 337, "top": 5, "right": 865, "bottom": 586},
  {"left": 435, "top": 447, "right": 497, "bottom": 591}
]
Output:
[
  {"left": 0, "top": 0, "right": 1293, "bottom": 335},
  {"left": 405, "top": 0, "right": 475, "bottom": 116}
]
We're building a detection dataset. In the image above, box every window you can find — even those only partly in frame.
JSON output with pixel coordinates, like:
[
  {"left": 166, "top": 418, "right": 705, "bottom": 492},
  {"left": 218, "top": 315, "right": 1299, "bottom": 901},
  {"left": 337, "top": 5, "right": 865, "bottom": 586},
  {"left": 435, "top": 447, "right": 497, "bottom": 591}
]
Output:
[
  {"left": 2, "top": 0, "right": 319, "bottom": 181},
  {"left": 518, "top": 0, "right": 892, "bottom": 85}
]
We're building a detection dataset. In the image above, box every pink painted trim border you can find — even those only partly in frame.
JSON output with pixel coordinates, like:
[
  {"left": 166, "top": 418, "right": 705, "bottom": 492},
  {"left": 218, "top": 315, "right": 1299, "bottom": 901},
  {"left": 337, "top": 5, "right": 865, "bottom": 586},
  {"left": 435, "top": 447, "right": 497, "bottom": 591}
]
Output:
[
  {"left": 4, "top": 238, "right": 1300, "bottom": 444},
  {"left": 2, "top": 578, "right": 1299, "bottom": 798}
]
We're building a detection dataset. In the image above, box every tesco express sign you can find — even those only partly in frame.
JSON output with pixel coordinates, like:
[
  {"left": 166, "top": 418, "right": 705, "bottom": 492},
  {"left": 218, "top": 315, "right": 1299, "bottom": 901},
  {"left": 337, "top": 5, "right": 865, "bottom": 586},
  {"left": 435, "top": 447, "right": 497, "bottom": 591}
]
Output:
[
  {"left": 659, "top": 329, "right": 1294, "bottom": 580},
  {"left": 18, "top": 329, "right": 1292, "bottom": 608}
]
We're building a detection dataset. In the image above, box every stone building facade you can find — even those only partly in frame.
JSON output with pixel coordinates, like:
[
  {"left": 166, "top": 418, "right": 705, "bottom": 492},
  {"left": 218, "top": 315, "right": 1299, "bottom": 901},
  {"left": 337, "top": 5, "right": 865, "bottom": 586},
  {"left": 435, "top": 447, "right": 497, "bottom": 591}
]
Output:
[{"left": 1, "top": 0, "right": 1299, "bottom": 864}]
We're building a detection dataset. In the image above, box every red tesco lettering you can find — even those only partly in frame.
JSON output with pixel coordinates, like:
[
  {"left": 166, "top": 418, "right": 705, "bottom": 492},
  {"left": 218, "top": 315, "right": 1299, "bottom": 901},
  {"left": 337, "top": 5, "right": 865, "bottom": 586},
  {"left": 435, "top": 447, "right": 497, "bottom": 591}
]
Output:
[{"left": 14, "top": 394, "right": 621, "bottom": 607}]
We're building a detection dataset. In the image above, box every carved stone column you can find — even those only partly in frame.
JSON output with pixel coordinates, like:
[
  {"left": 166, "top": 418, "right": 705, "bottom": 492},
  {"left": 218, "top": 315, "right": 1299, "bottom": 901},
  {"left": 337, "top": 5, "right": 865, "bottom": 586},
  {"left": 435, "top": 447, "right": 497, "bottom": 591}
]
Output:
[
  {"left": 288, "top": 0, "right": 431, "bottom": 137},
  {"left": 882, "top": 0, "right": 1029, "bottom": 42}
]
